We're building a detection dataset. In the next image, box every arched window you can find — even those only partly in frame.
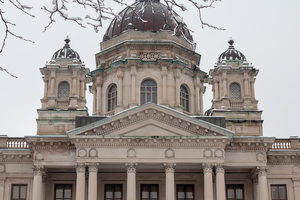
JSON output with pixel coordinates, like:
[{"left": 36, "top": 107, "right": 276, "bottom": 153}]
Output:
[
  {"left": 58, "top": 82, "right": 70, "bottom": 99},
  {"left": 108, "top": 84, "right": 117, "bottom": 111},
  {"left": 230, "top": 83, "right": 241, "bottom": 100},
  {"left": 180, "top": 85, "right": 189, "bottom": 112},
  {"left": 141, "top": 79, "right": 157, "bottom": 105}
]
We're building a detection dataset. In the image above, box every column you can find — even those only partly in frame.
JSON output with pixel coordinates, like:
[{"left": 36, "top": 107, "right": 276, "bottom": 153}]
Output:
[
  {"left": 244, "top": 72, "right": 249, "bottom": 97},
  {"left": 222, "top": 72, "right": 227, "bottom": 97},
  {"left": 80, "top": 80, "right": 85, "bottom": 98},
  {"left": 257, "top": 166, "right": 268, "bottom": 200},
  {"left": 72, "top": 70, "right": 78, "bottom": 95},
  {"left": 199, "top": 86, "right": 204, "bottom": 114},
  {"left": 214, "top": 81, "right": 219, "bottom": 99},
  {"left": 41, "top": 171, "right": 48, "bottom": 200},
  {"left": 194, "top": 83, "right": 200, "bottom": 114},
  {"left": 126, "top": 163, "right": 138, "bottom": 200},
  {"left": 76, "top": 163, "right": 86, "bottom": 200},
  {"left": 251, "top": 173, "right": 258, "bottom": 200},
  {"left": 203, "top": 163, "right": 213, "bottom": 200},
  {"left": 215, "top": 164, "right": 226, "bottom": 200},
  {"left": 117, "top": 70, "right": 124, "bottom": 105},
  {"left": 92, "top": 87, "right": 97, "bottom": 115},
  {"left": 88, "top": 163, "right": 99, "bottom": 200},
  {"left": 293, "top": 180, "right": 300, "bottom": 200},
  {"left": 96, "top": 80, "right": 102, "bottom": 115},
  {"left": 32, "top": 165, "right": 44, "bottom": 200},
  {"left": 164, "top": 163, "right": 176, "bottom": 200},
  {"left": 219, "top": 77, "right": 223, "bottom": 97},
  {"left": 162, "top": 66, "right": 168, "bottom": 103},
  {"left": 130, "top": 66, "right": 137, "bottom": 107},
  {"left": 43, "top": 77, "right": 48, "bottom": 98},
  {"left": 0, "top": 178, "right": 5, "bottom": 200},
  {"left": 174, "top": 69, "right": 181, "bottom": 106},
  {"left": 250, "top": 79, "right": 256, "bottom": 100}
]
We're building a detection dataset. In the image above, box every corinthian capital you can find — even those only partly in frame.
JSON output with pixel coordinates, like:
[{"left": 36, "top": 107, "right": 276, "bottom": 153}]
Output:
[
  {"left": 164, "top": 163, "right": 176, "bottom": 173},
  {"left": 75, "top": 162, "right": 86, "bottom": 173},
  {"left": 202, "top": 163, "right": 213, "bottom": 173},
  {"left": 256, "top": 166, "right": 268, "bottom": 177},
  {"left": 126, "top": 163, "right": 138, "bottom": 173},
  {"left": 87, "top": 162, "right": 99, "bottom": 172},
  {"left": 32, "top": 165, "right": 45, "bottom": 176},
  {"left": 215, "top": 163, "right": 226, "bottom": 173}
]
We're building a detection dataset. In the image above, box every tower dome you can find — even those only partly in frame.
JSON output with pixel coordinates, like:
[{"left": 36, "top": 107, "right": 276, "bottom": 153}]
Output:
[
  {"left": 52, "top": 37, "right": 81, "bottom": 61},
  {"left": 217, "top": 38, "right": 246, "bottom": 63},
  {"left": 102, "top": 0, "right": 193, "bottom": 42}
]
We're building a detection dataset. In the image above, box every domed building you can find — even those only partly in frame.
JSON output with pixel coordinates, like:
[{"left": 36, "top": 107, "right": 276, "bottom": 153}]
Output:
[{"left": 0, "top": 1, "right": 299, "bottom": 200}]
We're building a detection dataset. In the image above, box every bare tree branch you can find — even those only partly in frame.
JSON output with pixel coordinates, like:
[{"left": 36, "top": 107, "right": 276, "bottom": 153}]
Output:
[{"left": 0, "top": 66, "right": 18, "bottom": 78}]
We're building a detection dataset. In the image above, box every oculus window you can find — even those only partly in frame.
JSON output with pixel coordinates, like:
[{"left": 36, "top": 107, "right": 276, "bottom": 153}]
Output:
[
  {"left": 141, "top": 79, "right": 157, "bottom": 105},
  {"left": 229, "top": 83, "right": 241, "bottom": 100},
  {"left": 55, "top": 184, "right": 72, "bottom": 200},
  {"left": 105, "top": 184, "right": 122, "bottom": 200},
  {"left": 177, "top": 184, "right": 194, "bottom": 200},
  {"left": 180, "top": 85, "right": 189, "bottom": 112},
  {"left": 141, "top": 184, "right": 158, "bottom": 200},
  {"left": 11, "top": 185, "right": 27, "bottom": 200},
  {"left": 108, "top": 84, "right": 117, "bottom": 111},
  {"left": 271, "top": 185, "right": 287, "bottom": 200},
  {"left": 58, "top": 82, "right": 70, "bottom": 99},
  {"left": 226, "top": 185, "right": 244, "bottom": 200}
]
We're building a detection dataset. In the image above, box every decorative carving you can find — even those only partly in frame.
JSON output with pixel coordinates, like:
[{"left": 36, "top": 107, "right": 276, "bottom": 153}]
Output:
[
  {"left": 78, "top": 148, "right": 87, "bottom": 157},
  {"left": 256, "top": 166, "right": 268, "bottom": 177},
  {"left": 256, "top": 152, "right": 265, "bottom": 161},
  {"left": 202, "top": 163, "right": 213, "bottom": 173},
  {"left": 292, "top": 165, "right": 300, "bottom": 173},
  {"left": 35, "top": 152, "right": 44, "bottom": 161},
  {"left": 89, "top": 148, "right": 98, "bottom": 157},
  {"left": 56, "top": 124, "right": 65, "bottom": 134},
  {"left": 204, "top": 149, "right": 213, "bottom": 158},
  {"left": 235, "top": 126, "right": 242, "bottom": 133},
  {"left": 0, "top": 164, "right": 5, "bottom": 172},
  {"left": 75, "top": 162, "right": 86, "bottom": 173},
  {"left": 87, "top": 162, "right": 99, "bottom": 172},
  {"left": 215, "top": 163, "right": 226, "bottom": 173},
  {"left": 126, "top": 163, "right": 138, "bottom": 173},
  {"left": 164, "top": 163, "right": 176, "bottom": 173},
  {"left": 165, "top": 148, "right": 175, "bottom": 158},
  {"left": 214, "top": 149, "right": 224, "bottom": 158},
  {"left": 32, "top": 165, "right": 45, "bottom": 176},
  {"left": 127, "top": 148, "right": 136, "bottom": 158}
]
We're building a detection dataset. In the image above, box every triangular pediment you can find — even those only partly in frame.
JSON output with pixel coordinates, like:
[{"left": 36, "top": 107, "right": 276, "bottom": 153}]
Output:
[{"left": 67, "top": 103, "right": 234, "bottom": 138}]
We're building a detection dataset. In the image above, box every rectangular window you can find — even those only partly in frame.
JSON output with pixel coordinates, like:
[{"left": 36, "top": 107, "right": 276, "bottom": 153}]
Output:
[
  {"left": 271, "top": 185, "right": 287, "bottom": 200},
  {"left": 226, "top": 185, "right": 244, "bottom": 200},
  {"left": 55, "top": 184, "right": 72, "bottom": 200},
  {"left": 177, "top": 184, "right": 194, "bottom": 200},
  {"left": 105, "top": 184, "right": 122, "bottom": 200},
  {"left": 141, "top": 184, "right": 158, "bottom": 200},
  {"left": 11, "top": 185, "right": 27, "bottom": 200}
]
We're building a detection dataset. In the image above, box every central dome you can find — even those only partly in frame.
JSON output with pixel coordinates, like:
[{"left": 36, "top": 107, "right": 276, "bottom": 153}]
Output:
[{"left": 103, "top": 0, "right": 193, "bottom": 42}]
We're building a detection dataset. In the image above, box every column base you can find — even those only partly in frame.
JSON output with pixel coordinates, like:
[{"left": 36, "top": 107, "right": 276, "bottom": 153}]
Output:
[
  {"left": 160, "top": 102, "right": 170, "bottom": 108},
  {"left": 129, "top": 102, "right": 139, "bottom": 108},
  {"left": 175, "top": 105, "right": 184, "bottom": 112},
  {"left": 114, "top": 104, "right": 124, "bottom": 114}
]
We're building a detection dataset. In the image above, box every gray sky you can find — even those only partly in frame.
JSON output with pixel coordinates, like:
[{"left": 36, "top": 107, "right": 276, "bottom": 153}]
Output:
[{"left": 0, "top": 0, "right": 299, "bottom": 138}]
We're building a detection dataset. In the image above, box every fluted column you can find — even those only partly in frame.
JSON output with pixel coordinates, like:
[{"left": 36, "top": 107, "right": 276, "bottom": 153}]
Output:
[
  {"left": 215, "top": 164, "right": 226, "bottom": 200},
  {"left": 162, "top": 66, "right": 168, "bottom": 103},
  {"left": 203, "top": 163, "right": 214, "bottom": 200},
  {"left": 257, "top": 166, "right": 268, "bottom": 200},
  {"left": 164, "top": 163, "right": 176, "bottom": 200},
  {"left": 76, "top": 163, "right": 86, "bottom": 200},
  {"left": 126, "top": 163, "right": 138, "bottom": 200},
  {"left": 88, "top": 163, "right": 99, "bottom": 200},
  {"left": 32, "top": 165, "right": 44, "bottom": 200}
]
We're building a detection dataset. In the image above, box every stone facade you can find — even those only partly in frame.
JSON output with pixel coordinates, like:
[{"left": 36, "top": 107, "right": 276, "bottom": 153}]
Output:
[{"left": 0, "top": 1, "right": 299, "bottom": 200}]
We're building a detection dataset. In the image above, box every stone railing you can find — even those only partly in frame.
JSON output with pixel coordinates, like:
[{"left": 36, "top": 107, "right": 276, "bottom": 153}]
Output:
[
  {"left": 6, "top": 138, "right": 29, "bottom": 149},
  {"left": 56, "top": 99, "right": 70, "bottom": 109},
  {"left": 271, "top": 137, "right": 299, "bottom": 150},
  {"left": 230, "top": 100, "right": 243, "bottom": 110}
]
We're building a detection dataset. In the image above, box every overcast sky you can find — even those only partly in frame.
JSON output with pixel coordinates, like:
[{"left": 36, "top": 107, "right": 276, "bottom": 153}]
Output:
[{"left": 0, "top": 0, "right": 299, "bottom": 138}]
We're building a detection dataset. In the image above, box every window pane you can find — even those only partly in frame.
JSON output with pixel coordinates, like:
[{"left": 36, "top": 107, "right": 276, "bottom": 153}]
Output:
[
  {"left": 279, "top": 186, "right": 286, "bottom": 199},
  {"left": 272, "top": 186, "right": 279, "bottom": 200},
  {"left": 227, "top": 188, "right": 235, "bottom": 199},
  {"left": 20, "top": 186, "right": 26, "bottom": 198},
  {"left": 12, "top": 186, "right": 19, "bottom": 198},
  {"left": 152, "top": 87, "right": 157, "bottom": 92},
  {"left": 56, "top": 189, "right": 63, "bottom": 198},
  {"left": 65, "top": 189, "right": 72, "bottom": 198},
  {"left": 236, "top": 188, "right": 243, "bottom": 199}
]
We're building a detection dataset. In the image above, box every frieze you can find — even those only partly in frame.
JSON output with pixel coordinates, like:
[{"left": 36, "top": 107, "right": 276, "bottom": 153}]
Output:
[
  {"left": 268, "top": 155, "right": 300, "bottom": 165},
  {"left": 225, "top": 142, "right": 271, "bottom": 152}
]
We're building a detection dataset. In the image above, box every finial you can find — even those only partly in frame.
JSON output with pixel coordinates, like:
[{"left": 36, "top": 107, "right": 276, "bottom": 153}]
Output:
[
  {"left": 228, "top": 37, "right": 234, "bottom": 46},
  {"left": 64, "top": 36, "right": 70, "bottom": 44}
]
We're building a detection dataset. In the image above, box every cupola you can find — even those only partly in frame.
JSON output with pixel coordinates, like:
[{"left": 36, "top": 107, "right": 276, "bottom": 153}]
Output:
[{"left": 52, "top": 36, "right": 81, "bottom": 62}]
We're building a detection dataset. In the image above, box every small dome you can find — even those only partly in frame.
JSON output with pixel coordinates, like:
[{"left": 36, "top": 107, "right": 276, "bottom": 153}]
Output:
[
  {"left": 217, "top": 38, "right": 246, "bottom": 63},
  {"left": 103, "top": 0, "right": 193, "bottom": 42},
  {"left": 52, "top": 37, "right": 81, "bottom": 61}
]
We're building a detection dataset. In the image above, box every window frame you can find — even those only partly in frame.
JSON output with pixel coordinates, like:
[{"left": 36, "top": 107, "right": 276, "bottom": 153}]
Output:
[
  {"left": 226, "top": 184, "right": 244, "bottom": 200},
  {"left": 140, "top": 184, "right": 159, "bottom": 200},
  {"left": 108, "top": 84, "right": 118, "bottom": 112},
  {"left": 271, "top": 185, "right": 287, "bottom": 200},
  {"left": 54, "top": 184, "right": 73, "bottom": 200},
  {"left": 177, "top": 184, "right": 194, "bottom": 200},
  {"left": 105, "top": 184, "right": 123, "bottom": 200},
  {"left": 11, "top": 184, "right": 27, "bottom": 200},
  {"left": 57, "top": 81, "right": 70, "bottom": 99},
  {"left": 180, "top": 85, "right": 189, "bottom": 112},
  {"left": 140, "top": 79, "right": 157, "bottom": 105},
  {"left": 229, "top": 82, "right": 242, "bottom": 100}
]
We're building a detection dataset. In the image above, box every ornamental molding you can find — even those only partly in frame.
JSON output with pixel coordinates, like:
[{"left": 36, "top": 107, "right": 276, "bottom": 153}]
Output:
[
  {"left": 164, "top": 163, "right": 176, "bottom": 173},
  {"left": 225, "top": 142, "right": 271, "bottom": 152},
  {"left": 0, "top": 164, "right": 5, "bottom": 173},
  {"left": 267, "top": 155, "right": 300, "bottom": 165},
  {"left": 256, "top": 166, "right": 268, "bottom": 177},
  {"left": 126, "top": 163, "right": 138, "bottom": 173},
  {"left": 165, "top": 148, "right": 175, "bottom": 158},
  {"left": 32, "top": 165, "right": 46, "bottom": 176}
]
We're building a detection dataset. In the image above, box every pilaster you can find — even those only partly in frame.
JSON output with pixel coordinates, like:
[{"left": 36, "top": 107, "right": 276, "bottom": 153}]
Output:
[
  {"left": 164, "top": 163, "right": 176, "bottom": 200},
  {"left": 88, "top": 162, "right": 99, "bottom": 200},
  {"left": 126, "top": 163, "right": 138, "bottom": 200},
  {"left": 203, "top": 163, "right": 214, "bottom": 200}
]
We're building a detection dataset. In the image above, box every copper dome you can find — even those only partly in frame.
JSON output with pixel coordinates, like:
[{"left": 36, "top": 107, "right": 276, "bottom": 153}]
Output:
[{"left": 103, "top": 0, "right": 193, "bottom": 42}]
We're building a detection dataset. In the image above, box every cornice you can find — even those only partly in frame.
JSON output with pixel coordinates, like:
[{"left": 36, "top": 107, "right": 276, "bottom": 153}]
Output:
[{"left": 268, "top": 155, "right": 300, "bottom": 165}]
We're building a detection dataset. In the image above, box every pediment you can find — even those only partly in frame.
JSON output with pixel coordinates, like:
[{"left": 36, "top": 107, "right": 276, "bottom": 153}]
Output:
[{"left": 68, "top": 103, "right": 234, "bottom": 138}]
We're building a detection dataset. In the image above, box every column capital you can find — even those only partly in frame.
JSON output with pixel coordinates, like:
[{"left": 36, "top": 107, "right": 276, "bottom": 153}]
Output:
[
  {"left": 130, "top": 66, "right": 137, "bottom": 75},
  {"left": 256, "top": 166, "right": 268, "bottom": 177},
  {"left": 202, "top": 163, "right": 213, "bottom": 173},
  {"left": 174, "top": 69, "right": 181, "bottom": 79},
  {"left": 117, "top": 69, "right": 124, "bottom": 78},
  {"left": 126, "top": 163, "right": 138, "bottom": 173},
  {"left": 215, "top": 163, "right": 226, "bottom": 173},
  {"left": 161, "top": 66, "right": 168, "bottom": 76},
  {"left": 32, "top": 165, "right": 45, "bottom": 176},
  {"left": 87, "top": 162, "right": 99, "bottom": 172},
  {"left": 164, "top": 163, "right": 176, "bottom": 173},
  {"left": 75, "top": 162, "right": 86, "bottom": 173}
]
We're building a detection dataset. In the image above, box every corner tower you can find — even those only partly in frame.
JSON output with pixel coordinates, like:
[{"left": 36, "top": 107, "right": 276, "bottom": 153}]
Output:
[
  {"left": 37, "top": 37, "right": 90, "bottom": 135},
  {"left": 90, "top": 0, "right": 208, "bottom": 115},
  {"left": 208, "top": 38, "right": 263, "bottom": 136}
]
